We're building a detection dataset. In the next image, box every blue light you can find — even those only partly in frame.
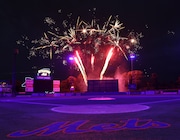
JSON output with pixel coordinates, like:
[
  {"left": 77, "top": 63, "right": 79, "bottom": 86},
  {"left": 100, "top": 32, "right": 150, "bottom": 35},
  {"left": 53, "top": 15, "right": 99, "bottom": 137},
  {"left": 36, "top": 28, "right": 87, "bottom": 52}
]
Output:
[
  {"left": 130, "top": 54, "right": 135, "bottom": 59},
  {"left": 69, "top": 57, "right": 74, "bottom": 61}
]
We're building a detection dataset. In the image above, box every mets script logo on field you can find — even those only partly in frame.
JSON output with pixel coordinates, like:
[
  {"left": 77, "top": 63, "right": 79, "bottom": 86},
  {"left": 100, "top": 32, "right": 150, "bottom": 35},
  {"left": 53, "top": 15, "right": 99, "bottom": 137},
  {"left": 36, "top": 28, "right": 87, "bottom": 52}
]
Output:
[{"left": 7, "top": 118, "right": 170, "bottom": 138}]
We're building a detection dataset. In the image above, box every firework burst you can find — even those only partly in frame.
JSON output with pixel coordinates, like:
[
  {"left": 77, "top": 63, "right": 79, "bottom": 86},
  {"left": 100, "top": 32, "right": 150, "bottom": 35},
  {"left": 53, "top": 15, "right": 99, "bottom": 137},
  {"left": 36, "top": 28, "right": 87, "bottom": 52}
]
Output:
[{"left": 17, "top": 11, "right": 143, "bottom": 85}]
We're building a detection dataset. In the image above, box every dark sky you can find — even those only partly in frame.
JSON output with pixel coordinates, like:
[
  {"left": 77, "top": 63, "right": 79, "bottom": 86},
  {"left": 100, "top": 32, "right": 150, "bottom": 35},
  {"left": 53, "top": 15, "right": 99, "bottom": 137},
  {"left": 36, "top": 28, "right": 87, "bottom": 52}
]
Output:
[{"left": 0, "top": 0, "right": 180, "bottom": 83}]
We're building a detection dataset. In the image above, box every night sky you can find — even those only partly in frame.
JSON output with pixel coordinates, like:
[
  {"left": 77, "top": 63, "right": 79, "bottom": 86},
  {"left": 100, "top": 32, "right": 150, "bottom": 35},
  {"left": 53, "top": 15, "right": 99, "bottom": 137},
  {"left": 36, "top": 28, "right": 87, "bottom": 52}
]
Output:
[{"left": 0, "top": 0, "right": 180, "bottom": 84}]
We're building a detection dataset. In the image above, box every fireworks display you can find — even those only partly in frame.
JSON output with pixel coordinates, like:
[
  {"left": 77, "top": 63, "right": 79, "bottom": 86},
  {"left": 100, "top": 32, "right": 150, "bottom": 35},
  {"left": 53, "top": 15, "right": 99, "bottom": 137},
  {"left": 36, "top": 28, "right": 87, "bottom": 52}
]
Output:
[{"left": 17, "top": 11, "right": 143, "bottom": 85}]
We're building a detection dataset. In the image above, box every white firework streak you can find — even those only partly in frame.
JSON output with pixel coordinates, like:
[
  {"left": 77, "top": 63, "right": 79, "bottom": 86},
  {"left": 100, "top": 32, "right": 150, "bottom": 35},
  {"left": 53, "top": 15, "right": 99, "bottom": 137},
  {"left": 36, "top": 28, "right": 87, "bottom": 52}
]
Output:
[
  {"left": 100, "top": 47, "right": 114, "bottom": 80},
  {"left": 109, "top": 19, "right": 125, "bottom": 32},
  {"left": 74, "top": 52, "right": 87, "bottom": 86},
  {"left": 74, "top": 57, "right": 87, "bottom": 85},
  {"left": 75, "top": 51, "right": 86, "bottom": 73},
  {"left": 91, "top": 54, "right": 95, "bottom": 71},
  {"left": 75, "top": 51, "right": 87, "bottom": 84},
  {"left": 108, "top": 19, "right": 129, "bottom": 59},
  {"left": 117, "top": 44, "right": 128, "bottom": 60}
]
